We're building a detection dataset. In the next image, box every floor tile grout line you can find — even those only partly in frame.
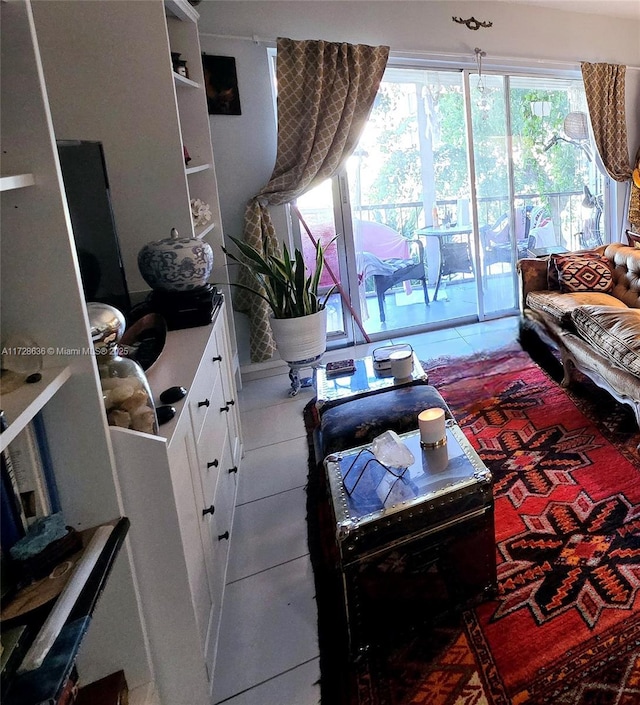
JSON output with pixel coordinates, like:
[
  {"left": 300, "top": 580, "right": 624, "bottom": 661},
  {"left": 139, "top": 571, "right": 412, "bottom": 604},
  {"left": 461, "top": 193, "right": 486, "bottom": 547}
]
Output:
[
  {"left": 219, "top": 322, "right": 520, "bottom": 702},
  {"left": 242, "top": 433, "right": 308, "bottom": 453},
  {"left": 236, "top": 483, "right": 307, "bottom": 508},
  {"left": 211, "top": 657, "right": 320, "bottom": 705},
  {"left": 226, "top": 552, "right": 312, "bottom": 587}
]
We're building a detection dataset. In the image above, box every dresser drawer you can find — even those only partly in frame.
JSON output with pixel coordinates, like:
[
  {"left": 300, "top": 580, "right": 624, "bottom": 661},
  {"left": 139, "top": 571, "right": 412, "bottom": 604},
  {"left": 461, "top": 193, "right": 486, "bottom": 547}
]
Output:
[
  {"left": 215, "top": 325, "right": 241, "bottom": 459},
  {"left": 167, "top": 425, "right": 213, "bottom": 661},
  {"left": 202, "top": 436, "right": 236, "bottom": 680},
  {"left": 188, "top": 334, "right": 225, "bottom": 440},
  {"left": 196, "top": 393, "right": 232, "bottom": 496},
  {"left": 209, "top": 445, "right": 236, "bottom": 593}
]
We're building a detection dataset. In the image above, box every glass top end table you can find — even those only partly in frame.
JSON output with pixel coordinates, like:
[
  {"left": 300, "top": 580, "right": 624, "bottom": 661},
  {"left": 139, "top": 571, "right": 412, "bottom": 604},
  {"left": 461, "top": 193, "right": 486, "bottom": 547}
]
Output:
[{"left": 315, "top": 347, "right": 427, "bottom": 412}]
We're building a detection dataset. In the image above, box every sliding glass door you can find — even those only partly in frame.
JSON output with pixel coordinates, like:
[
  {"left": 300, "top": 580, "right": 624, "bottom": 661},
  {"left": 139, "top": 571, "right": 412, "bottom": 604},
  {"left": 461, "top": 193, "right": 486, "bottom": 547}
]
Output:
[
  {"left": 468, "top": 72, "right": 517, "bottom": 317},
  {"left": 292, "top": 63, "right": 603, "bottom": 344}
]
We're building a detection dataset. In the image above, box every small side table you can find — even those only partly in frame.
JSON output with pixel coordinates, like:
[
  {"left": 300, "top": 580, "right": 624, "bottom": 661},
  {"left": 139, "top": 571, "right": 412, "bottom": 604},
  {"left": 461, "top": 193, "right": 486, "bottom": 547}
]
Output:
[
  {"left": 315, "top": 350, "right": 427, "bottom": 413},
  {"left": 324, "top": 424, "right": 496, "bottom": 656}
]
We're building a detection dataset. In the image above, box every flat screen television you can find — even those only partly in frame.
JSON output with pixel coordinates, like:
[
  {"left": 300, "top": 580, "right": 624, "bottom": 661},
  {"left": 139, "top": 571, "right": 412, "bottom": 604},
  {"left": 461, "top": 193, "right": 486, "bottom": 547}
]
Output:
[{"left": 57, "top": 140, "right": 131, "bottom": 316}]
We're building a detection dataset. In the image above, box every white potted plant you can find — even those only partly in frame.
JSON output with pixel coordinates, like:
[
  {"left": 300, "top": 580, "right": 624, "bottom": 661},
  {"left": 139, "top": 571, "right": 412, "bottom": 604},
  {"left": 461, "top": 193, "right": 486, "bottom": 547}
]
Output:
[{"left": 223, "top": 235, "right": 335, "bottom": 364}]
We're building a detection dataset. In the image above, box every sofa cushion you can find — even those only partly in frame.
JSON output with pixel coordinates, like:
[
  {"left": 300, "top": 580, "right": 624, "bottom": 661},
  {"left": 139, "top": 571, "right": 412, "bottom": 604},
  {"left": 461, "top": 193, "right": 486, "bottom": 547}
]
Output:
[
  {"left": 571, "top": 305, "right": 640, "bottom": 376},
  {"left": 552, "top": 253, "right": 614, "bottom": 293},
  {"left": 604, "top": 243, "right": 640, "bottom": 308},
  {"left": 526, "top": 290, "right": 626, "bottom": 326}
]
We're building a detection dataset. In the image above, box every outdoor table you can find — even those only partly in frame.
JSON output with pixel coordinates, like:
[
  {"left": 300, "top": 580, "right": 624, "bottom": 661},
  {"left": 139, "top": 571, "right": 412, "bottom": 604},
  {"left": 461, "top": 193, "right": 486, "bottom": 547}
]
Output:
[{"left": 416, "top": 225, "right": 474, "bottom": 300}]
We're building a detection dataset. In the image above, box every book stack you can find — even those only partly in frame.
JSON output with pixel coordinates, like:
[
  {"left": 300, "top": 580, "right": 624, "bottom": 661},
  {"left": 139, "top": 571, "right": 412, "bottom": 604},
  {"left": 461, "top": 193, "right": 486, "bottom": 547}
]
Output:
[{"left": 1, "top": 412, "right": 60, "bottom": 555}]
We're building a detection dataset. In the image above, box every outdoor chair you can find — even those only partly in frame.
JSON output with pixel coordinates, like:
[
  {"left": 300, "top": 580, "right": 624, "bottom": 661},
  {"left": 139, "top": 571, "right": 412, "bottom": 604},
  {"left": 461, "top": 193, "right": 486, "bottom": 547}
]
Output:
[
  {"left": 480, "top": 205, "right": 553, "bottom": 268},
  {"left": 626, "top": 229, "right": 640, "bottom": 247},
  {"left": 355, "top": 220, "right": 429, "bottom": 322},
  {"left": 577, "top": 185, "right": 604, "bottom": 249}
]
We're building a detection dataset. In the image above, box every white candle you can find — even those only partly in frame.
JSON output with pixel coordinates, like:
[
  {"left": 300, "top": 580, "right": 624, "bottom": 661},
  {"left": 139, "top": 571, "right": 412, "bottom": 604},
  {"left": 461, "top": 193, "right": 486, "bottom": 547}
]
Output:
[
  {"left": 418, "top": 408, "right": 446, "bottom": 445},
  {"left": 389, "top": 350, "right": 413, "bottom": 379}
]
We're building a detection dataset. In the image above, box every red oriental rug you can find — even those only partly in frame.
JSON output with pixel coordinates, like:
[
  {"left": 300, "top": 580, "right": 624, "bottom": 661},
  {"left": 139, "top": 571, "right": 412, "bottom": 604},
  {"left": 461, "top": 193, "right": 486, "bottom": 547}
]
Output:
[{"left": 306, "top": 344, "right": 640, "bottom": 705}]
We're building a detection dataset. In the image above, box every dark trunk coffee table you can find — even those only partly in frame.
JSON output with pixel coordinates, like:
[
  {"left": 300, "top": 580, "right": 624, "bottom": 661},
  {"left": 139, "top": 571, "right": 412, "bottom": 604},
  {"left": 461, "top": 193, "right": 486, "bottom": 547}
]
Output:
[{"left": 323, "top": 424, "right": 497, "bottom": 657}]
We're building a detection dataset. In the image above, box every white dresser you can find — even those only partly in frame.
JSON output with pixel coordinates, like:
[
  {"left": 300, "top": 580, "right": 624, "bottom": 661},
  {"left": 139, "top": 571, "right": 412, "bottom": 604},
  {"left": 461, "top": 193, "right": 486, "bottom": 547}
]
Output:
[{"left": 110, "top": 299, "right": 243, "bottom": 705}]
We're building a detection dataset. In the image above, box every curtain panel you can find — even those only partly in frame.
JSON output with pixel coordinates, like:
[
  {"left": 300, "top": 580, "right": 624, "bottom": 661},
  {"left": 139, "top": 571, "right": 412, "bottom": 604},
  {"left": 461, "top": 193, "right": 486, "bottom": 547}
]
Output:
[
  {"left": 631, "top": 146, "right": 640, "bottom": 228},
  {"left": 581, "top": 62, "right": 632, "bottom": 183},
  {"left": 237, "top": 37, "right": 389, "bottom": 363}
]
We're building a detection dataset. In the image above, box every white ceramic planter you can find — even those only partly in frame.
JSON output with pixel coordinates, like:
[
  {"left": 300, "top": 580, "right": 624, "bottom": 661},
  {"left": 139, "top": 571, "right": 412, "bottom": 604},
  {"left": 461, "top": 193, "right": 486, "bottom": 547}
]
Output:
[{"left": 269, "top": 309, "right": 327, "bottom": 363}]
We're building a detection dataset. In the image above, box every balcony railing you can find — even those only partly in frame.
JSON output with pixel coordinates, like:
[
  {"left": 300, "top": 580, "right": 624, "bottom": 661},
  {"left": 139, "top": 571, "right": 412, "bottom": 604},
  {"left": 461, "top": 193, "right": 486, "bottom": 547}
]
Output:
[{"left": 355, "top": 190, "right": 592, "bottom": 250}]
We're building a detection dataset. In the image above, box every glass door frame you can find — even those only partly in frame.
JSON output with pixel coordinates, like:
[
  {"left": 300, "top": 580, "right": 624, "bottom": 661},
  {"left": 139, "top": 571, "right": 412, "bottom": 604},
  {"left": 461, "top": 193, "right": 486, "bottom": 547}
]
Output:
[{"left": 463, "top": 69, "right": 521, "bottom": 323}]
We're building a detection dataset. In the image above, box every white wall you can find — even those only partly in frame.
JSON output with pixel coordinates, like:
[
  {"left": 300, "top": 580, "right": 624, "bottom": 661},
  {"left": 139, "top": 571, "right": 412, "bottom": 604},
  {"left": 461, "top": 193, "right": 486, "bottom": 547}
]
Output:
[{"left": 198, "top": 0, "right": 640, "bottom": 367}]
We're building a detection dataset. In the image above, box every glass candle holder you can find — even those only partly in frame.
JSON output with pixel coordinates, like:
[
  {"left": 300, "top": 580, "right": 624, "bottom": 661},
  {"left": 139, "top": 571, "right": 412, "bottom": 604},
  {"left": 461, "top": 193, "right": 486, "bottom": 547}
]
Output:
[{"left": 88, "top": 303, "right": 158, "bottom": 435}]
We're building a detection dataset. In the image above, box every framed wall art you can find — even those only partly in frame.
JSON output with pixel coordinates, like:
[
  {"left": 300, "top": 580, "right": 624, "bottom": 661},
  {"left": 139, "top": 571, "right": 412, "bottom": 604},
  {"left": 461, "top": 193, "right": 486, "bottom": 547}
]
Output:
[{"left": 202, "top": 54, "right": 242, "bottom": 115}]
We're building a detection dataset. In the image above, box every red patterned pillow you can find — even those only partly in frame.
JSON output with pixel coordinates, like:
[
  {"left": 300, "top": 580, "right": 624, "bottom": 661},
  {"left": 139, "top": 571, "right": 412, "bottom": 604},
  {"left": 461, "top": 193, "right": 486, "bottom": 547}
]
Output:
[{"left": 554, "top": 253, "right": 614, "bottom": 293}]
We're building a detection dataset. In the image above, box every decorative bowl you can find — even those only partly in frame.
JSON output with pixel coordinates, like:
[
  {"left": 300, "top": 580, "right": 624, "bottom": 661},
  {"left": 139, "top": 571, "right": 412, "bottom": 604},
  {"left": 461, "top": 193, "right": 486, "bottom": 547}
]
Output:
[{"left": 120, "top": 313, "right": 167, "bottom": 372}]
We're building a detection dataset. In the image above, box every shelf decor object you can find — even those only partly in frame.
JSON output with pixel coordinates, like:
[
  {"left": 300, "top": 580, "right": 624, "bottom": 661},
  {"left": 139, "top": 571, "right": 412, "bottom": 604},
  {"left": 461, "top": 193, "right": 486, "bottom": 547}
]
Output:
[
  {"left": 0, "top": 333, "right": 44, "bottom": 394},
  {"left": 88, "top": 303, "right": 158, "bottom": 435},
  {"left": 138, "top": 227, "right": 213, "bottom": 292},
  {"left": 190, "top": 198, "right": 212, "bottom": 229}
]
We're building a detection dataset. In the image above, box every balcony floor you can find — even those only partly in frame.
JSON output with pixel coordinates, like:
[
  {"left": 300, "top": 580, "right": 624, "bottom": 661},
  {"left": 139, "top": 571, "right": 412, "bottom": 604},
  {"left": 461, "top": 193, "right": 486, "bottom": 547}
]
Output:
[{"left": 329, "top": 268, "right": 517, "bottom": 339}]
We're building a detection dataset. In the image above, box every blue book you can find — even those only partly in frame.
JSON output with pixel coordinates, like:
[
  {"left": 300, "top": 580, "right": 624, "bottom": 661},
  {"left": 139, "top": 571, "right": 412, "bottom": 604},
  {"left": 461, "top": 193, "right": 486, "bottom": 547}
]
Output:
[
  {"left": 1, "top": 452, "right": 26, "bottom": 552},
  {"left": 32, "top": 414, "right": 60, "bottom": 514}
]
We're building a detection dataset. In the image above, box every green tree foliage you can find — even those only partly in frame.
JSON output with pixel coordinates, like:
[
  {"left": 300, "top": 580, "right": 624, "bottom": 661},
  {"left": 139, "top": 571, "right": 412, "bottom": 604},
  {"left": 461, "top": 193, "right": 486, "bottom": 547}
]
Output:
[{"left": 355, "top": 74, "right": 589, "bottom": 233}]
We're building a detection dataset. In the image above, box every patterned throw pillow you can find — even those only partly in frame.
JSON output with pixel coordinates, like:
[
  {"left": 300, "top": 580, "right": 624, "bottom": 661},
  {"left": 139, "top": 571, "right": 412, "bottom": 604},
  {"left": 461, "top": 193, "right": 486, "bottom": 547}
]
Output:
[{"left": 552, "top": 253, "right": 614, "bottom": 293}]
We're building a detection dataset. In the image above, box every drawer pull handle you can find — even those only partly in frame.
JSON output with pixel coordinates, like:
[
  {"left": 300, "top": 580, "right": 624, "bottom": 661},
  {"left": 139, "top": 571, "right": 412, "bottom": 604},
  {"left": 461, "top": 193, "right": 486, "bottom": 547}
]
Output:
[
  {"left": 228, "top": 466, "right": 238, "bottom": 474},
  {"left": 220, "top": 405, "right": 230, "bottom": 413},
  {"left": 225, "top": 399, "right": 235, "bottom": 406},
  {"left": 217, "top": 531, "right": 230, "bottom": 541},
  {"left": 202, "top": 504, "right": 215, "bottom": 517},
  {"left": 207, "top": 459, "right": 219, "bottom": 469},
  {"left": 198, "top": 399, "right": 210, "bottom": 408},
  {"left": 212, "top": 355, "right": 222, "bottom": 362}
]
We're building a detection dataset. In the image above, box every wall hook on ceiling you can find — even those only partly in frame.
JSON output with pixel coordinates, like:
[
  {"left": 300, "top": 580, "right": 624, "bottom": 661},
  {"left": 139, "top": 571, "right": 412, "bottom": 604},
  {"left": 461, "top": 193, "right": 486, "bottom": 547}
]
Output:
[{"left": 452, "top": 16, "right": 493, "bottom": 31}]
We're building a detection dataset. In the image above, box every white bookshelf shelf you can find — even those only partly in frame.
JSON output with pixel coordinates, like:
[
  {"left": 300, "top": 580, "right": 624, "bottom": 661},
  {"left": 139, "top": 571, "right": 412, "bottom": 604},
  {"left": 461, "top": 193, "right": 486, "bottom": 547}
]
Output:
[
  {"left": 0, "top": 365, "right": 72, "bottom": 451},
  {"left": 195, "top": 221, "right": 215, "bottom": 239},
  {"left": 164, "top": 0, "right": 198, "bottom": 23},
  {"left": 185, "top": 163, "right": 211, "bottom": 175},
  {"left": 173, "top": 72, "right": 199, "bottom": 89},
  {"left": 0, "top": 173, "right": 35, "bottom": 191}
]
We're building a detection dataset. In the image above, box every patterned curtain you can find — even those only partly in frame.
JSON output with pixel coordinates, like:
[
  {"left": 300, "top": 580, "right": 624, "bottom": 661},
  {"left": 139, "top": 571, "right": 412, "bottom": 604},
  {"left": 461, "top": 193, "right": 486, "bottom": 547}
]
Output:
[
  {"left": 630, "top": 145, "right": 640, "bottom": 228},
  {"left": 238, "top": 37, "right": 389, "bottom": 363},
  {"left": 581, "top": 62, "right": 632, "bottom": 182}
]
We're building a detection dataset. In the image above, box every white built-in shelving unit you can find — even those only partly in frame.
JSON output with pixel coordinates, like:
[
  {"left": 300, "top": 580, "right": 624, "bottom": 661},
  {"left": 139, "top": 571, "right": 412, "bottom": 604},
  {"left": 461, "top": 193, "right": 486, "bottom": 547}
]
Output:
[
  {"left": 1, "top": 0, "right": 155, "bottom": 698},
  {"left": 1, "top": 0, "right": 242, "bottom": 702}
]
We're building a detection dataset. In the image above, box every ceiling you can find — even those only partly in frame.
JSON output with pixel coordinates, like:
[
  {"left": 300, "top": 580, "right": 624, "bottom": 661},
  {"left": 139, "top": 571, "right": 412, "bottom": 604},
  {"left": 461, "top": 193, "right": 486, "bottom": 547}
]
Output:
[{"left": 491, "top": 0, "right": 640, "bottom": 21}]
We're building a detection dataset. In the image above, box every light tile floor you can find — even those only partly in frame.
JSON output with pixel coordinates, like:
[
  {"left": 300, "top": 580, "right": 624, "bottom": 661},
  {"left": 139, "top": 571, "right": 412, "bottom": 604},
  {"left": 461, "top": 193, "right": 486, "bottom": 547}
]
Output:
[{"left": 212, "top": 315, "right": 521, "bottom": 705}]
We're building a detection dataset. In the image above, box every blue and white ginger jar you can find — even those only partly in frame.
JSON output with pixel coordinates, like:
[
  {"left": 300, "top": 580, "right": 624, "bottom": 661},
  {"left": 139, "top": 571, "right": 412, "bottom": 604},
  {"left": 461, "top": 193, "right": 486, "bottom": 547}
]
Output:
[{"left": 138, "top": 228, "right": 213, "bottom": 292}]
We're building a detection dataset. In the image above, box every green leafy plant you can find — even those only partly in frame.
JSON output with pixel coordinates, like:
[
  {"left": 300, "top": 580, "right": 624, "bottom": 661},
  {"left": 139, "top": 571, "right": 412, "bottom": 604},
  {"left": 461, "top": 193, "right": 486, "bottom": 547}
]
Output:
[{"left": 223, "top": 235, "right": 336, "bottom": 319}]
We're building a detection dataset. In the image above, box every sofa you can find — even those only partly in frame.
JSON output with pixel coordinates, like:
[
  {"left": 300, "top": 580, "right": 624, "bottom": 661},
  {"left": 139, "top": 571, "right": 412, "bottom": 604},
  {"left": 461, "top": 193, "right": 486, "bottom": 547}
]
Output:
[{"left": 517, "top": 242, "right": 640, "bottom": 428}]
